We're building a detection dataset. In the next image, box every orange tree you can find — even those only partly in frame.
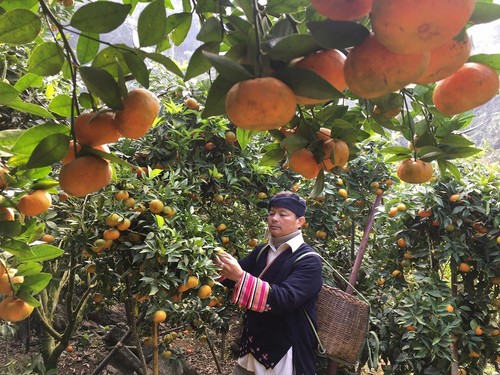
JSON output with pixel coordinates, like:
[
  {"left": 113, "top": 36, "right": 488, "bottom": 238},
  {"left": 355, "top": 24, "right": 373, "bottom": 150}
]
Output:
[{"left": 0, "top": 0, "right": 500, "bottom": 373}]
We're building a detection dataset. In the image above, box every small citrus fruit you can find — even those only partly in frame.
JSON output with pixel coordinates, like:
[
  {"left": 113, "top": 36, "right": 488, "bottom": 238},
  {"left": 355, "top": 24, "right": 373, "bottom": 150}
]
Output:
[{"left": 17, "top": 190, "right": 52, "bottom": 216}]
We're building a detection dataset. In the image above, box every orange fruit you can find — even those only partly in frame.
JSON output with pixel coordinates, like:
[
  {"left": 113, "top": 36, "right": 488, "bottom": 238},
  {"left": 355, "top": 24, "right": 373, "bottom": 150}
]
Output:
[
  {"left": 474, "top": 326, "right": 484, "bottom": 336},
  {"left": 433, "top": 62, "right": 499, "bottom": 115},
  {"left": 370, "top": 0, "right": 475, "bottom": 54},
  {"left": 208, "top": 297, "right": 218, "bottom": 307},
  {"left": 397, "top": 238, "right": 408, "bottom": 248},
  {"left": 186, "top": 275, "right": 199, "bottom": 289},
  {"left": 103, "top": 228, "right": 120, "bottom": 240},
  {"left": 73, "top": 111, "right": 120, "bottom": 146},
  {"left": 116, "top": 88, "right": 160, "bottom": 139},
  {"left": 149, "top": 199, "right": 164, "bottom": 214},
  {"left": 106, "top": 213, "right": 123, "bottom": 227},
  {"left": 197, "top": 285, "right": 212, "bottom": 299},
  {"left": 93, "top": 293, "right": 104, "bottom": 303},
  {"left": 0, "top": 296, "right": 34, "bottom": 322},
  {"left": 310, "top": 0, "right": 372, "bottom": 21},
  {"left": 458, "top": 263, "right": 471, "bottom": 273},
  {"left": 293, "top": 49, "right": 347, "bottom": 104},
  {"left": 373, "top": 105, "right": 400, "bottom": 118},
  {"left": 374, "top": 188, "right": 384, "bottom": 195},
  {"left": 185, "top": 97, "right": 200, "bottom": 110},
  {"left": 288, "top": 149, "right": 321, "bottom": 179},
  {"left": 391, "top": 270, "right": 401, "bottom": 278},
  {"left": 66, "top": 345, "right": 74, "bottom": 352},
  {"left": 405, "top": 324, "right": 417, "bottom": 331},
  {"left": 17, "top": 190, "right": 52, "bottom": 216},
  {"left": 0, "top": 207, "right": 15, "bottom": 221},
  {"left": 0, "top": 271, "right": 24, "bottom": 294},
  {"left": 116, "top": 218, "right": 131, "bottom": 231},
  {"left": 152, "top": 309, "right": 167, "bottom": 323},
  {"left": 468, "top": 350, "right": 480, "bottom": 358},
  {"left": 0, "top": 166, "right": 9, "bottom": 188},
  {"left": 225, "top": 131, "right": 237, "bottom": 144},
  {"left": 40, "top": 234, "right": 55, "bottom": 243},
  {"left": 316, "top": 230, "right": 327, "bottom": 239},
  {"left": 225, "top": 77, "right": 296, "bottom": 130},
  {"left": 396, "top": 158, "right": 433, "bottom": 184},
  {"left": 396, "top": 203, "right": 407, "bottom": 211},
  {"left": 162, "top": 350, "right": 173, "bottom": 359},
  {"left": 376, "top": 278, "right": 385, "bottom": 286},
  {"left": 338, "top": 189, "right": 348, "bottom": 198},
  {"left": 344, "top": 34, "right": 430, "bottom": 99},
  {"left": 248, "top": 238, "right": 259, "bottom": 247},
  {"left": 162, "top": 206, "right": 175, "bottom": 217},
  {"left": 449, "top": 194, "right": 460, "bottom": 203},
  {"left": 446, "top": 305, "right": 454, "bottom": 313},
  {"left": 114, "top": 190, "right": 129, "bottom": 201},
  {"left": 388, "top": 207, "right": 398, "bottom": 217},
  {"left": 418, "top": 209, "right": 432, "bottom": 218},
  {"left": 59, "top": 155, "right": 113, "bottom": 197},
  {"left": 86, "top": 264, "right": 97, "bottom": 274},
  {"left": 61, "top": 140, "right": 110, "bottom": 165},
  {"left": 216, "top": 223, "right": 227, "bottom": 232},
  {"left": 321, "top": 137, "right": 349, "bottom": 169},
  {"left": 414, "top": 33, "right": 472, "bottom": 84}
]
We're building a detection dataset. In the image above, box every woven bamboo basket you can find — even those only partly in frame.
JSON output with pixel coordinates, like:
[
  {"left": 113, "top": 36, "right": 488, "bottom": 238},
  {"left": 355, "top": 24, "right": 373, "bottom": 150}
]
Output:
[{"left": 315, "top": 284, "right": 370, "bottom": 365}]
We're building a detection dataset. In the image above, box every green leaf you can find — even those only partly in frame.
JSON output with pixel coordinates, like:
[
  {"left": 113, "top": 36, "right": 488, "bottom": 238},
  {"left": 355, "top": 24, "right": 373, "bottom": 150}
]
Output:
[
  {"left": 266, "top": 0, "right": 309, "bottom": 15},
  {"left": 92, "top": 46, "right": 130, "bottom": 78},
  {"left": 201, "top": 75, "right": 234, "bottom": 118},
  {"left": 0, "top": 0, "right": 38, "bottom": 11},
  {"left": 0, "top": 8, "right": 41, "bottom": 44},
  {"left": 28, "top": 41, "right": 65, "bottom": 76},
  {"left": 438, "top": 134, "right": 474, "bottom": 146},
  {"left": 26, "top": 133, "right": 70, "bottom": 169},
  {"left": 259, "top": 148, "right": 285, "bottom": 166},
  {"left": 444, "top": 160, "right": 461, "bottom": 181},
  {"left": 18, "top": 244, "right": 64, "bottom": 262},
  {"left": 13, "top": 72, "right": 43, "bottom": 92},
  {"left": 1, "top": 239, "right": 31, "bottom": 257},
  {"left": 439, "top": 146, "right": 483, "bottom": 159},
  {"left": 80, "top": 66, "right": 123, "bottom": 109},
  {"left": 197, "top": 16, "right": 223, "bottom": 43},
  {"left": 236, "top": 128, "right": 259, "bottom": 150},
  {"left": 145, "top": 53, "right": 184, "bottom": 78},
  {"left": 0, "top": 81, "right": 19, "bottom": 105},
  {"left": 264, "top": 34, "right": 320, "bottom": 62},
  {"left": 16, "top": 262, "right": 43, "bottom": 277},
  {"left": 273, "top": 67, "right": 342, "bottom": 100},
  {"left": 77, "top": 33, "right": 100, "bottom": 65},
  {"left": 20, "top": 273, "right": 52, "bottom": 295},
  {"left": 468, "top": 53, "right": 500, "bottom": 73},
  {"left": 417, "top": 146, "right": 444, "bottom": 161},
  {"left": 310, "top": 170, "right": 325, "bottom": 198},
  {"left": 70, "top": 2, "right": 132, "bottom": 33},
  {"left": 15, "top": 291, "right": 41, "bottom": 308},
  {"left": 184, "top": 42, "right": 220, "bottom": 81},
  {"left": 169, "top": 12, "right": 192, "bottom": 46},
  {"left": 196, "top": 0, "right": 232, "bottom": 12},
  {"left": 7, "top": 97, "right": 54, "bottom": 119},
  {"left": 48, "top": 94, "right": 72, "bottom": 117},
  {"left": 469, "top": 2, "right": 500, "bottom": 25},
  {"left": 0, "top": 129, "right": 24, "bottom": 155},
  {"left": 30, "top": 178, "right": 59, "bottom": 190},
  {"left": 202, "top": 51, "right": 253, "bottom": 82},
  {"left": 12, "top": 123, "right": 68, "bottom": 156},
  {"left": 0, "top": 221, "right": 22, "bottom": 237},
  {"left": 308, "top": 20, "right": 370, "bottom": 50},
  {"left": 122, "top": 51, "right": 149, "bottom": 88},
  {"left": 138, "top": 0, "right": 166, "bottom": 47}
]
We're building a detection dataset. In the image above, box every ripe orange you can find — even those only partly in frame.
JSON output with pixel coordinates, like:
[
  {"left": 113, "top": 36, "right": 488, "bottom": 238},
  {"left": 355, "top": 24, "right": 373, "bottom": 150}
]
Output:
[
  {"left": 152, "top": 309, "right": 167, "bottom": 323},
  {"left": 149, "top": 199, "right": 164, "bottom": 214},
  {"left": 17, "top": 190, "right": 52, "bottom": 216},
  {"left": 468, "top": 350, "right": 480, "bottom": 358},
  {"left": 405, "top": 324, "right": 417, "bottom": 332},
  {"left": 418, "top": 209, "right": 432, "bottom": 218},
  {"left": 114, "top": 190, "right": 129, "bottom": 201},
  {"left": 322, "top": 138, "right": 349, "bottom": 170},
  {"left": 59, "top": 155, "right": 113, "bottom": 197},
  {"left": 197, "top": 285, "right": 212, "bottom": 299},
  {"left": 0, "top": 207, "right": 15, "bottom": 221},
  {"left": 103, "top": 228, "right": 120, "bottom": 240},
  {"left": 449, "top": 194, "right": 460, "bottom": 203},
  {"left": 376, "top": 278, "right": 385, "bottom": 286},
  {"left": 74, "top": 111, "right": 120, "bottom": 146},
  {"left": 396, "top": 158, "right": 433, "bottom": 184},
  {"left": 185, "top": 97, "right": 200, "bottom": 110},
  {"left": 316, "top": 230, "right": 327, "bottom": 239},
  {"left": 40, "top": 234, "right": 55, "bottom": 243},
  {"left": 414, "top": 33, "right": 472, "bottom": 84},
  {"left": 338, "top": 189, "right": 348, "bottom": 198},
  {"left": 396, "top": 203, "right": 407, "bottom": 211},
  {"left": 433, "top": 62, "right": 499, "bottom": 115},
  {"left": 216, "top": 223, "right": 227, "bottom": 232},
  {"left": 446, "top": 305, "right": 454, "bottom": 313},
  {"left": 474, "top": 326, "right": 484, "bottom": 336},
  {"left": 186, "top": 275, "right": 199, "bottom": 289},
  {"left": 116, "top": 218, "right": 131, "bottom": 231},
  {"left": 116, "top": 88, "right": 160, "bottom": 139},
  {"left": 294, "top": 49, "right": 347, "bottom": 104},
  {"left": 370, "top": 0, "right": 475, "bottom": 54},
  {"left": 247, "top": 238, "right": 259, "bottom": 247},
  {"left": 225, "top": 77, "right": 296, "bottom": 131},
  {"left": 0, "top": 296, "right": 34, "bottom": 322},
  {"left": 208, "top": 297, "right": 218, "bottom": 307},
  {"left": 67, "top": 345, "right": 74, "bottom": 352},
  {"left": 106, "top": 213, "right": 123, "bottom": 227},
  {"left": 388, "top": 207, "right": 398, "bottom": 217},
  {"left": 93, "top": 293, "right": 104, "bottom": 303},
  {"left": 391, "top": 270, "right": 401, "bottom": 278},
  {"left": 374, "top": 188, "right": 383, "bottom": 195},
  {"left": 288, "top": 148, "right": 321, "bottom": 179},
  {"left": 0, "top": 271, "right": 24, "bottom": 294},
  {"left": 397, "top": 238, "right": 408, "bottom": 248},
  {"left": 344, "top": 34, "right": 430, "bottom": 99},
  {"left": 310, "top": 0, "right": 372, "bottom": 21},
  {"left": 225, "top": 131, "right": 237, "bottom": 144},
  {"left": 61, "top": 140, "right": 110, "bottom": 165},
  {"left": 163, "top": 206, "right": 175, "bottom": 217},
  {"left": 458, "top": 263, "right": 471, "bottom": 273}
]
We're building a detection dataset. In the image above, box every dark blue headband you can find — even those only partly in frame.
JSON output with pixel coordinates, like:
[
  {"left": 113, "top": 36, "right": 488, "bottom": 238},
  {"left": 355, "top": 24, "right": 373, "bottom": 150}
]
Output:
[{"left": 268, "top": 194, "right": 306, "bottom": 217}]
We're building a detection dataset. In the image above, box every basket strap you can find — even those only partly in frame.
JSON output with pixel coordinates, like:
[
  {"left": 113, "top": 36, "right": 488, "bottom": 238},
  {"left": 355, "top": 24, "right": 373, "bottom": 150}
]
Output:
[
  {"left": 302, "top": 306, "right": 326, "bottom": 355},
  {"left": 294, "top": 252, "right": 370, "bottom": 305}
]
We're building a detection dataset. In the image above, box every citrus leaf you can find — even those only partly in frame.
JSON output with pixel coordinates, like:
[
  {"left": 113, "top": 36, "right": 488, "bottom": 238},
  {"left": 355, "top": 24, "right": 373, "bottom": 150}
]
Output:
[
  {"left": 18, "top": 244, "right": 64, "bottom": 262},
  {"left": 13, "top": 72, "right": 43, "bottom": 92},
  {"left": 122, "top": 50, "right": 150, "bottom": 88},
  {"left": 310, "top": 170, "right": 325, "bottom": 198},
  {"left": 202, "top": 51, "right": 253, "bottom": 82},
  {"left": 1, "top": 238, "right": 31, "bottom": 257},
  {"left": 12, "top": 123, "right": 69, "bottom": 156},
  {"left": 70, "top": 2, "right": 132, "bottom": 33},
  {"left": 15, "top": 292, "right": 41, "bottom": 307},
  {"left": 92, "top": 46, "right": 130, "bottom": 78},
  {"left": 184, "top": 42, "right": 220, "bottom": 81},
  {"left": 0, "top": 81, "right": 19, "bottom": 105},
  {"left": 26, "top": 133, "right": 69, "bottom": 169},
  {"left": 380, "top": 146, "right": 412, "bottom": 155},
  {"left": 469, "top": 2, "right": 500, "bottom": 25},
  {"left": 439, "top": 146, "right": 483, "bottom": 159},
  {"left": 20, "top": 273, "right": 52, "bottom": 295},
  {"left": 236, "top": 128, "right": 259, "bottom": 150},
  {"left": 79, "top": 66, "right": 122, "bottom": 109},
  {"left": 48, "top": 94, "right": 72, "bottom": 117},
  {"left": 0, "top": 8, "right": 41, "bottom": 44},
  {"left": 266, "top": 0, "right": 309, "bottom": 15},
  {"left": 0, "top": 221, "right": 22, "bottom": 237},
  {"left": 28, "top": 41, "right": 65, "bottom": 76},
  {"left": 417, "top": 146, "right": 444, "bottom": 161},
  {"left": 16, "top": 262, "right": 43, "bottom": 277},
  {"left": 468, "top": 53, "right": 500, "bottom": 72},
  {"left": 264, "top": 34, "right": 320, "bottom": 62},
  {"left": 438, "top": 134, "right": 475, "bottom": 146},
  {"left": 197, "top": 16, "right": 224, "bottom": 43},
  {"left": 77, "top": 32, "right": 100, "bottom": 65},
  {"left": 0, "top": 0, "right": 38, "bottom": 11},
  {"left": 259, "top": 148, "right": 285, "bottom": 167},
  {"left": 145, "top": 52, "right": 183, "bottom": 78},
  {"left": 138, "top": 0, "right": 167, "bottom": 47},
  {"left": 201, "top": 75, "right": 234, "bottom": 118},
  {"left": 7, "top": 98, "right": 54, "bottom": 119},
  {"left": 272, "top": 66, "right": 343, "bottom": 100},
  {"left": 170, "top": 12, "right": 192, "bottom": 46},
  {"left": 308, "top": 20, "right": 370, "bottom": 49},
  {"left": 30, "top": 178, "right": 59, "bottom": 190}
]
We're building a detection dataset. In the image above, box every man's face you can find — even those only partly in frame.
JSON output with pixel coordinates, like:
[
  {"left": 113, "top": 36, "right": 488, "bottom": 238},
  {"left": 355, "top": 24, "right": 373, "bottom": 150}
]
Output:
[{"left": 267, "top": 206, "right": 304, "bottom": 237}]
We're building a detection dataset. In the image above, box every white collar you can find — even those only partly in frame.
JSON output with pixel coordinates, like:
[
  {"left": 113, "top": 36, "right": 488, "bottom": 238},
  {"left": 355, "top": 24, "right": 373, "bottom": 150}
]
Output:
[{"left": 268, "top": 232, "right": 304, "bottom": 252}]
